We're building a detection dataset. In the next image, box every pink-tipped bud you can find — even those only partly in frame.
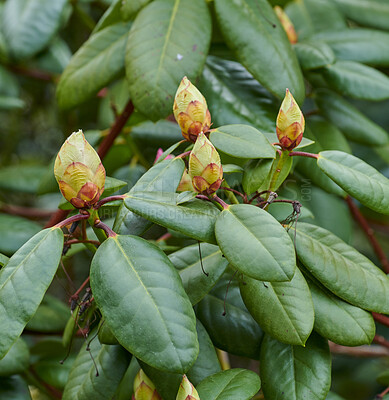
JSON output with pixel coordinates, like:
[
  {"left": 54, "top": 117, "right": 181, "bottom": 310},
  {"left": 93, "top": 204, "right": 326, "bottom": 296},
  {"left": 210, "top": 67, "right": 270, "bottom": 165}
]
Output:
[
  {"left": 274, "top": 6, "right": 298, "bottom": 44},
  {"left": 176, "top": 375, "right": 200, "bottom": 400}
]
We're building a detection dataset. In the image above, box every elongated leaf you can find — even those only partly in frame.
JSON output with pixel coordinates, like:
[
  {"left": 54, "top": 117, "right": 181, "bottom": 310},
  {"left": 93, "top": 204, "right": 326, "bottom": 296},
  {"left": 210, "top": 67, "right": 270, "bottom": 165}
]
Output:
[
  {"left": 63, "top": 338, "right": 130, "bottom": 400},
  {"left": 291, "top": 222, "right": 389, "bottom": 313},
  {"left": 294, "top": 41, "right": 335, "bottom": 70},
  {"left": 90, "top": 235, "right": 198, "bottom": 373},
  {"left": 57, "top": 22, "right": 131, "bottom": 109},
  {"left": 197, "top": 369, "right": 261, "bottom": 400},
  {"left": 315, "top": 89, "right": 388, "bottom": 146},
  {"left": 0, "top": 337, "right": 29, "bottom": 376},
  {"left": 242, "top": 159, "right": 274, "bottom": 195},
  {"left": 169, "top": 243, "right": 228, "bottom": 305},
  {"left": 313, "top": 29, "right": 389, "bottom": 67},
  {"left": 130, "top": 120, "right": 183, "bottom": 146},
  {"left": 0, "top": 228, "right": 63, "bottom": 359},
  {"left": 215, "top": 0, "right": 304, "bottom": 103},
  {"left": 209, "top": 125, "right": 275, "bottom": 159},
  {"left": 317, "top": 150, "right": 389, "bottom": 215},
  {"left": 0, "top": 375, "right": 31, "bottom": 400},
  {"left": 260, "top": 333, "right": 331, "bottom": 400},
  {"left": 125, "top": 0, "right": 211, "bottom": 120},
  {"left": 321, "top": 61, "right": 389, "bottom": 101},
  {"left": 93, "top": 0, "right": 122, "bottom": 33},
  {"left": 215, "top": 205, "right": 296, "bottom": 281},
  {"left": 122, "top": 0, "right": 152, "bottom": 19},
  {"left": 1, "top": 0, "right": 67, "bottom": 60},
  {"left": 124, "top": 191, "right": 219, "bottom": 243},
  {"left": 240, "top": 268, "right": 314, "bottom": 346},
  {"left": 307, "top": 278, "right": 375, "bottom": 346},
  {"left": 0, "top": 254, "right": 8, "bottom": 267}
]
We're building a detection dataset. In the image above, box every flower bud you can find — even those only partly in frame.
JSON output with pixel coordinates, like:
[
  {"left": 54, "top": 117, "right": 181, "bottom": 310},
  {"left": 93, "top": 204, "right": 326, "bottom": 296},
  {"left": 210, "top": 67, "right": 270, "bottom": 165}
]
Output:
[
  {"left": 276, "top": 89, "right": 305, "bottom": 151},
  {"left": 177, "top": 169, "right": 195, "bottom": 192},
  {"left": 133, "top": 370, "right": 162, "bottom": 400},
  {"left": 188, "top": 132, "right": 223, "bottom": 195},
  {"left": 173, "top": 76, "right": 211, "bottom": 142},
  {"left": 176, "top": 375, "right": 200, "bottom": 400},
  {"left": 274, "top": 6, "right": 298, "bottom": 44},
  {"left": 54, "top": 130, "right": 105, "bottom": 208}
]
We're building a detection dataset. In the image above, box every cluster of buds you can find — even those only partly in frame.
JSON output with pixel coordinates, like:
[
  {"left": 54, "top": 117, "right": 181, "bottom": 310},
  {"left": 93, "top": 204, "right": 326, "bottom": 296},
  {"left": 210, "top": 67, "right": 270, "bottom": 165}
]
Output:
[
  {"left": 176, "top": 375, "right": 200, "bottom": 400},
  {"left": 54, "top": 130, "right": 105, "bottom": 208},
  {"left": 276, "top": 89, "right": 305, "bottom": 151},
  {"left": 274, "top": 6, "right": 298, "bottom": 44},
  {"left": 132, "top": 370, "right": 161, "bottom": 400},
  {"left": 173, "top": 77, "right": 211, "bottom": 142}
]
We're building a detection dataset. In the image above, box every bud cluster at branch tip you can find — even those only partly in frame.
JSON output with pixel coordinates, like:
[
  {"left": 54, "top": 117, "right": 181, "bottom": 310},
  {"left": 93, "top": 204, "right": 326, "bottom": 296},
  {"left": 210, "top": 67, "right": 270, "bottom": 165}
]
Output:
[
  {"left": 176, "top": 375, "right": 200, "bottom": 400},
  {"left": 132, "top": 369, "right": 162, "bottom": 400},
  {"left": 188, "top": 132, "right": 223, "bottom": 195},
  {"left": 173, "top": 76, "right": 211, "bottom": 142},
  {"left": 54, "top": 130, "right": 106, "bottom": 208},
  {"left": 276, "top": 89, "right": 305, "bottom": 151},
  {"left": 274, "top": 6, "right": 298, "bottom": 44}
]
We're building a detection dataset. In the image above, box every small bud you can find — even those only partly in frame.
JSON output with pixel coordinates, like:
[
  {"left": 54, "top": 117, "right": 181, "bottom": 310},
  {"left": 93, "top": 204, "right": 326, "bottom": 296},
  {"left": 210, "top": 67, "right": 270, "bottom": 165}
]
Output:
[
  {"left": 276, "top": 89, "right": 305, "bottom": 151},
  {"left": 133, "top": 370, "right": 162, "bottom": 400},
  {"left": 54, "top": 130, "right": 105, "bottom": 208},
  {"left": 274, "top": 6, "right": 298, "bottom": 44},
  {"left": 188, "top": 132, "right": 223, "bottom": 195},
  {"left": 177, "top": 169, "right": 195, "bottom": 192},
  {"left": 176, "top": 375, "right": 200, "bottom": 400},
  {"left": 173, "top": 77, "right": 211, "bottom": 142},
  {"left": 154, "top": 148, "right": 174, "bottom": 164}
]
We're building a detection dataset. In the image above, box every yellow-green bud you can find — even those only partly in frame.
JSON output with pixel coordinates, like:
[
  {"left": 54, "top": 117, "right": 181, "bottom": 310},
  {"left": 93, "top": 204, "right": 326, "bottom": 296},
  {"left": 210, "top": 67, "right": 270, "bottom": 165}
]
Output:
[
  {"left": 54, "top": 130, "right": 105, "bottom": 208},
  {"left": 133, "top": 370, "right": 162, "bottom": 400},
  {"left": 176, "top": 375, "right": 200, "bottom": 400},
  {"left": 173, "top": 76, "right": 211, "bottom": 142},
  {"left": 276, "top": 89, "right": 305, "bottom": 151},
  {"left": 188, "top": 132, "right": 223, "bottom": 195},
  {"left": 274, "top": 6, "right": 298, "bottom": 44},
  {"left": 177, "top": 169, "right": 195, "bottom": 192}
]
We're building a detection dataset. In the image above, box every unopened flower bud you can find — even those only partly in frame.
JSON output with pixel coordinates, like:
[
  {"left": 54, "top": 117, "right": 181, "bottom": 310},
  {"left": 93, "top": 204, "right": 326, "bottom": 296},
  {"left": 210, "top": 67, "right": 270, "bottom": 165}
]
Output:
[
  {"left": 177, "top": 169, "right": 195, "bottom": 192},
  {"left": 188, "top": 132, "right": 223, "bottom": 195},
  {"left": 276, "top": 89, "right": 305, "bottom": 151},
  {"left": 176, "top": 375, "right": 200, "bottom": 400},
  {"left": 173, "top": 77, "right": 211, "bottom": 142},
  {"left": 54, "top": 130, "right": 105, "bottom": 208},
  {"left": 274, "top": 6, "right": 298, "bottom": 44},
  {"left": 133, "top": 370, "right": 162, "bottom": 400}
]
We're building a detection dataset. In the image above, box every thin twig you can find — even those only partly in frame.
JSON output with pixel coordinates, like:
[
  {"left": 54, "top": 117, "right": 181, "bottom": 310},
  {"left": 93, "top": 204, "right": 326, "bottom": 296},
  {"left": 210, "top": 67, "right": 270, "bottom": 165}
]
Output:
[
  {"left": 94, "top": 194, "right": 126, "bottom": 209},
  {"left": 0, "top": 204, "right": 55, "bottom": 219},
  {"left": 54, "top": 213, "right": 90, "bottom": 229},
  {"left": 377, "top": 386, "right": 389, "bottom": 399},
  {"left": 288, "top": 151, "right": 319, "bottom": 159},
  {"left": 94, "top": 220, "right": 117, "bottom": 238},
  {"left": 373, "top": 313, "right": 389, "bottom": 328},
  {"left": 373, "top": 335, "right": 389, "bottom": 350},
  {"left": 329, "top": 342, "right": 389, "bottom": 358}
]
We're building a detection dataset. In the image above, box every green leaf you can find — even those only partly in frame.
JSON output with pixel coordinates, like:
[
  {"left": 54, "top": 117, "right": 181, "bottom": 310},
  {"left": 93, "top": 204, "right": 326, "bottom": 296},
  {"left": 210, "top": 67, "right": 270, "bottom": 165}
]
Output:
[
  {"left": 242, "top": 159, "right": 274, "bottom": 195},
  {"left": 215, "top": 205, "right": 296, "bottom": 281},
  {"left": 62, "top": 338, "right": 131, "bottom": 400},
  {"left": 314, "top": 89, "right": 388, "bottom": 146},
  {"left": 121, "top": 0, "right": 152, "bottom": 20},
  {"left": 130, "top": 120, "right": 183, "bottom": 146},
  {"left": 240, "top": 267, "right": 314, "bottom": 346},
  {"left": 321, "top": 61, "right": 389, "bottom": 101},
  {"left": 98, "top": 320, "right": 119, "bottom": 345},
  {"left": 0, "top": 165, "right": 47, "bottom": 193},
  {"left": 307, "top": 278, "right": 375, "bottom": 346},
  {"left": 57, "top": 22, "right": 131, "bottom": 109},
  {"left": 124, "top": 191, "right": 219, "bottom": 244},
  {"left": 294, "top": 41, "right": 335, "bottom": 70},
  {"left": 197, "top": 369, "right": 261, "bottom": 400},
  {"left": 125, "top": 0, "right": 211, "bottom": 121},
  {"left": 0, "top": 253, "right": 8, "bottom": 267},
  {"left": 215, "top": 0, "right": 304, "bottom": 103},
  {"left": 0, "top": 375, "right": 31, "bottom": 400},
  {"left": 90, "top": 235, "right": 198, "bottom": 373},
  {"left": 93, "top": 0, "right": 123, "bottom": 33},
  {"left": 0, "top": 337, "right": 29, "bottom": 376},
  {"left": 317, "top": 150, "right": 389, "bottom": 215},
  {"left": 169, "top": 243, "right": 228, "bottom": 305},
  {"left": 265, "top": 151, "right": 293, "bottom": 192},
  {"left": 0, "top": 228, "right": 63, "bottom": 359},
  {"left": 260, "top": 333, "right": 331, "bottom": 400},
  {"left": 326, "top": 392, "right": 346, "bottom": 400},
  {"left": 313, "top": 29, "right": 389, "bottom": 67},
  {"left": 1, "top": 0, "right": 67, "bottom": 60},
  {"left": 209, "top": 125, "right": 275, "bottom": 159},
  {"left": 291, "top": 222, "right": 389, "bottom": 313}
]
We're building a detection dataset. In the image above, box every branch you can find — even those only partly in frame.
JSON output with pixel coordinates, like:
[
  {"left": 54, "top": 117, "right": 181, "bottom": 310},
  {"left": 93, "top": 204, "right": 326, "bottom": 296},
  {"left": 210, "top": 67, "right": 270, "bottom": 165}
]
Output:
[
  {"left": 288, "top": 151, "right": 319, "bottom": 159},
  {"left": 373, "top": 313, "right": 389, "bottom": 328},
  {"left": 329, "top": 341, "right": 389, "bottom": 358},
  {"left": 0, "top": 203, "right": 55, "bottom": 220},
  {"left": 373, "top": 335, "right": 389, "bottom": 350},
  {"left": 8, "top": 65, "right": 56, "bottom": 82}
]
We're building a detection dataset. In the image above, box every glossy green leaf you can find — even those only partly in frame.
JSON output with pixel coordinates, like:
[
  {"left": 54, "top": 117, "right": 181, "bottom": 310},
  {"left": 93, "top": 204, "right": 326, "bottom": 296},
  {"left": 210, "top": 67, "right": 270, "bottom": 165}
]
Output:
[
  {"left": 215, "top": 205, "right": 296, "bottom": 281},
  {"left": 313, "top": 29, "right": 389, "bottom": 67},
  {"left": 315, "top": 89, "right": 388, "bottom": 146},
  {"left": 326, "top": 392, "right": 346, "bottom": 400},
  {"left": 0, "top": 228, "right": 63, "bottom": 360},
  {"left": 209, "top": 125, "right": 275, "bottom": 159},
  {"left": 240, "top": 268, "right": 314, "bottom": 346},
  {"left": 125, "top": 0, "right": 211, "bottom": 120},
  {"left": 62, "top": 338, "right": 131, "bottom": 400},
  {"left": 294, "top": 41, "right": 335, "bottom": 71},
  {"left": 122, "top": 0, "right": 152, "bottom": 19},
  {"left": 291, "top": 222, "right": 389, "bottom": 313},
  {"left": 321, "top": 61, "right": 389, "bottom": 101},
  {"left": 93, "top": 0, "right": 122, "bottom": 33},
  {"left": 317, "top": 150, "right": 389, "bottom": 215},
  {"left": 124, "top": 191, "right": 219, "bottom": 244},
  {"left": 0, "top": 337, "right": 29, "bottom": 376},
  {"left": 130, "top": 120, "right": 183, "bottom": 146},
  {"left": 114, "top": 359, "right": 140, "bottom": 400},
  {"left": 57, "top": 22, "right": 131, "bottom": 109},
  {"left": 0, "top": 253, "right": 8, "bottom": 267},
  {"left": 242, "top": 159, "right": 274, "bottom": 195},
  {"left": 1, "top": 0, "right": 67, "bottom": 60},
  {"left": 215, "top": 0, "right": 304, "bottom": 103},
  {"left": 0, "top": 165, "right": 47, "bottom": 194},
  {"left": 98, "top": 320, "right": 119, "bottom": 345},
  {"left": 0, "top": 375, "right": 31, "bottom": 400},
  {"left": 260, "top": 333, "right": 331, "bottom": 400},
  {"left": 307, "top": 278, "right": 375, "bottom": 346},
  {"left": 265, "top": 151, "right": 293, "bottom": 192},
  {"left": 90, "top": 235, "right": 198, "bottom": 373},
  {"left": 197, "top": 368, "right": 261, "bottom": 400},
  {"left": 169, "top": 243, "right": 228, "bottom": 305}
]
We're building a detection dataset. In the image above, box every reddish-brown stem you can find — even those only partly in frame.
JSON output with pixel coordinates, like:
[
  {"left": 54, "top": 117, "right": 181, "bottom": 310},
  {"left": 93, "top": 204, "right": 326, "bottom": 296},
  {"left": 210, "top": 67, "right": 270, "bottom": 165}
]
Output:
[
  {"left": 28, "top": 368, "right": 62, "bottom": 399},
  {"left": 346, "top": 196, "right": 389, "bottom": 274},
  {"left": 94, "top": 194, "right": 127, "bottom": 209},
  {"left": 248, "top": 190, "right": 273, "bottom": 204},
  {"left": 9, "top": 65, "right": 56, "bottom": 82},
  {"left": 54, "top": 213, "right": 90, "bottom": 229},
  {"left": 44, "top": 209, "right": 71, "bottom": 229},
  {"left": 177, "top": 150, "right": 191, "bottom": 159},
  {"left": 329, "top": 342, "right": 389, "bottom": 358},
  {"left": 377, "top": 386, "right": 389, "bottom": 399},
  {"left": 156, "top": 232, "right": 172, "bottom": 242},
  {"left": 0, "top": 204, "right": 55, "bottom": 220},
  {"left": 94, "top": 220, "right": 117, "bottom": 238},
  {"left": 213, "top": 195, "right": 229, "bottom": 209},
  {"left": 196, "top": 195, "right": 212, "bottom": 202},
  {"left": 65, "top": 239, "right": 100, "bottom": 246},
  {"left": 71, "top": 276, "right": 90, "bottom": 301},
  {"left": 220, "top": 186, "right": 246, "bottom": 201},
  {"left": 373, "top": 313, "right": 389, "bottom": 328},
  {"left": 373, "top": 335, "right": 389, "bottom": 350},
  {"left": 288, "top": 151, "right": 319, "bottom": 159}
]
